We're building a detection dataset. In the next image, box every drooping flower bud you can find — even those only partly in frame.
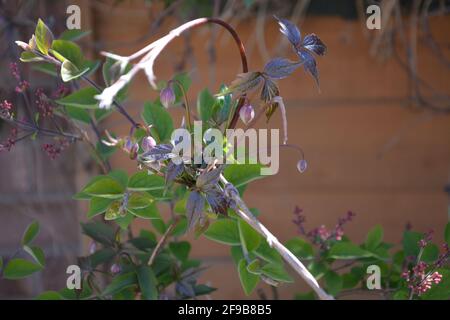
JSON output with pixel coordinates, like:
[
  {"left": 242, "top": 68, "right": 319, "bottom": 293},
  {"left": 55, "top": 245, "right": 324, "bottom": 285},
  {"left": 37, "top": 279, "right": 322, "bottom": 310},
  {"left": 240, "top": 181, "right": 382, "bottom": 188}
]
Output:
[
  {"left": 160, "top": 84, "right": 175, "bottom": 108},
  {"left": 124, "top": 138, "right": 139, "bottom": 160},
  {"left": 239, "top": 103, "right": 255, "bottom": 125},
  {"left": 110, "top": 263, "right": 121, "bottom": 274},
  {"left": 297, "top": 159, "right": 308, "bottom": 173},
  {"left": 15, "top": 41, "right": 31, "bottom": 51},
  {"left": 142, "top": 135, "right": 156, "bottom": 152}
]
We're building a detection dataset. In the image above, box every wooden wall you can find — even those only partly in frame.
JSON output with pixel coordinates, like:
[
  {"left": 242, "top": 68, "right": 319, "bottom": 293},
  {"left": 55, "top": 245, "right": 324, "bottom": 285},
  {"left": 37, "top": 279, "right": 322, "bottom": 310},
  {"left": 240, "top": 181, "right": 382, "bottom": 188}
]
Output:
[{"left": 57, "top": 1, "right": 450, "bottom": 299}]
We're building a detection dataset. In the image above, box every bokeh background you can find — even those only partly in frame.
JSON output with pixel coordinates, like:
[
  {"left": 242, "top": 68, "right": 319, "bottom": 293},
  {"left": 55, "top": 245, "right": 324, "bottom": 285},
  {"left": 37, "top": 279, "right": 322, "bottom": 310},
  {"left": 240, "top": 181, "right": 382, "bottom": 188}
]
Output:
[{"left": 0, "top": 0, "right": 449, "bottom": 299}]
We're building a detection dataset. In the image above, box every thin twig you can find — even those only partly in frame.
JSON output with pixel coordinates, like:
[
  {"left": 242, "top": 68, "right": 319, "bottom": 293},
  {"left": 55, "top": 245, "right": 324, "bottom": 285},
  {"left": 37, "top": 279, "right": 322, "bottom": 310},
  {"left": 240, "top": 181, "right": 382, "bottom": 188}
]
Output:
[{"left": 147, "top": 216, "right": 181, "bottom": 266}]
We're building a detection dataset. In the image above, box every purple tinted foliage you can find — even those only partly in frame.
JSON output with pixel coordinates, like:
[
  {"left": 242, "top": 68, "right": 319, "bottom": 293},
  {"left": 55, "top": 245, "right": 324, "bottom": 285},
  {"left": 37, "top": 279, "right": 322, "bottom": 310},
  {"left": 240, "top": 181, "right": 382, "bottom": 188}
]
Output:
[
  {"left": 263, "top": 57, "right": 301, "bottom": 80},
  {"left": 274, "top": 16, "right": 301, "bottom": 47},
  {"left": 302, "top": 34, "right": 327, "bottom": 56}
]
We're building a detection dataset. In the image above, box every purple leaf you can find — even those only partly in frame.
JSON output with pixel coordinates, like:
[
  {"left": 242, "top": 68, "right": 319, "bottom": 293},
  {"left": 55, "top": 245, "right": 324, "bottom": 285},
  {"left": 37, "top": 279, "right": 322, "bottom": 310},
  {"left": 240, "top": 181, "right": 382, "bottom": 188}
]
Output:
[
  {"left": 263, "top": 58, "right": 302, "bottom": 79},
  {"left": 274, "top": 16, "right": 301, "bottom": 47},
  {"left": 260, "top": 78, "right": 279, "bottom": 103},
  {"left": 142, "top": 143, "right": 174, "bottom": 161},
  {"left": 186, "top": 191, "right": 205, "bottom": 230},
  {"left": 302, "top": 34, "right": 327, "bottom": 56},
  {"left": 196, "top": 167, "right": 223, "bottom": 190},
  {"left": 223, "top": 72, "right": 263, "bottom": 97},
  {"left": 299, "top": 50, "right": 320, "bottom": 87},
  {"left": 205, "top": 188, "right": 229, "bottom": 215},
  {"left": 165, "top": 162, "right": 184, "bottom": 185}
]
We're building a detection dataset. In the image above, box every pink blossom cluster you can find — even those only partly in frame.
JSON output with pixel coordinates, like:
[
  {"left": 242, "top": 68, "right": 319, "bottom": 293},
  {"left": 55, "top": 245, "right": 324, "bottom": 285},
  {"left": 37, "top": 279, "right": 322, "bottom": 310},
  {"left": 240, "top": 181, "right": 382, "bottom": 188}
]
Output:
[
  {"left": 35, "top": 88, "right": 54, "bottom": 117},
  {"left": 0, "top": 127, "right": 18, "bottom": 152},
  {"left": 42, "top": 139, "right": 69, "bottom": 160},
  {"left": 10, "top": 62, "right": 29, "bottom": 93},
  {"left": 0, "top": 100, "right": 13, "bottom": 119}
]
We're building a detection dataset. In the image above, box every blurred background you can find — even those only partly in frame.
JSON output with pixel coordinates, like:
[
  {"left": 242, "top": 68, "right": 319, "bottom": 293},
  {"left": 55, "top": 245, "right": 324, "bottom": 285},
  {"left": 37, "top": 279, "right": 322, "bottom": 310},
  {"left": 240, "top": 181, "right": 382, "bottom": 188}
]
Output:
[{"left": 0, "top": 0, "right": 449, "bottom": 299}]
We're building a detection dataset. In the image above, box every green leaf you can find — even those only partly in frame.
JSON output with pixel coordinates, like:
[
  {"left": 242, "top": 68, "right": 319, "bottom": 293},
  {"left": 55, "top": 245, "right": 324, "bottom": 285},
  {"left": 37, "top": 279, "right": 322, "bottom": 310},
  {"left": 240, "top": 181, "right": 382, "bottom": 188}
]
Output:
[
  {"left": 82, "top": 176, "right": 124, "bottom": 199},
  {"left": 324, "top": 271, "right": 343, "bottom": 296},
  {"left": 169, "top": 241, "right": 191, "bottom": 262},
  {"left": 32, "top": 63, "right": 58, "bottom": 76},
  {"left": 81, "top": 222, "right": 115, "bottom": 246},
  {"left": 0, "top": 257, "right": 3, "bottom": 272},
  {"left": 128, "top": 203, "right": 160, "bottom": 219},
  {"left": 365, "top": 225, "right": 383, "bottom": 251},
  {"left": 115, "top": 212, "right": 134, "bottom": 230},
  {"left": 35, "top": 291, "right": 63, "bottom": 300},
  {"left": 445, "top": 222, "right": 450, "bottom": 246},
  {"left": 102, "top": 272, "right": 137, "bottom": 297},
  {"left": 20, "top": 51, "right": 44, "bottom": 62},
  {"left": 51, "top": 40, "right": 84, "bottom": 68},
  {"left": 402, "top": 231, "right": 422, "bottom": 257},
  {"left": 285, "top": 238, "right": 314, "bottom": 259},
  {"left": 254, "top": 240, "right": 282, "bottom": 264},
  {"left": 294, "top": 291, "right": 316, "bottom": 300},
  {"left": 204, "top": 219, "right": 240, "bottom": 245},
  {"left": 238, "top": 218, "right": 261, "bottom": 252},
  {"left": 128, "top": 193, "right": 153, "bottom": 209},
  {"left": 35, "top": 19, "right": 54, "bottom": 54},
  {"left": 60, "top": 59, "right": 89, "bottom": 82},
  {"left": 223, "top": 164, "right": 266, "bottom": 188},
  {"left": 197, "top": 89, "right": 216, "bottom": 122},
  {"left": 136, "top": 266, "right": 158, "bottom": 300},
  {"left": 238, "top": 259, "right": 259, "bottom": 295},
  {"left": 56, "top": 87, "right": 98, "bottom": 109},
  {"left": 88, "top": 197, "right": 113, "bottom": 218},
  {"left": 104, "top": 201, "right": 123, "bottom": 221},
  {"left": 142, "top": 101, "right": 174, "bottom": 143},
  {"left": 108, "top": 170, "right": 128, "bottom": 187},
  {"left": 89, "top": 248, "right": 116, "bottom": 267},
  {"left": 172, "top": 72, "right": 192, "bottom": 102},
  {"left": 230, "top": 246, "right": 245, "bottom": 266},
  {"left": 3, "top": 258, "right": 42, "bottom": 279},
  {"left": 421, "top": 244, "right": 439, "bottom": 263},
  {"left": 63, "top": 106, "right": 91, "bottom": 123},
  {"left": 328, "top": 242, "right": 373, "bottom": 260},
  {"left": 23, "top": 245, "right": 45, "bottom": 267},
  {"left": 392, "top": 289, "right": 409, "bottom": 300},
  {"left": 22, "top": 221, "right": 40, "bottom": 246},
  {"left": 59, "top": 29, "right": 91, "bottom": 41},
  {"left": 246, "top": 259, "right": 261, "bottom": 275},
  {"left": 128, "top": 172, "right": 165, "bottom": 192},
  {"left": 261, "top": 263, "right": 293, "bottom": 283}
]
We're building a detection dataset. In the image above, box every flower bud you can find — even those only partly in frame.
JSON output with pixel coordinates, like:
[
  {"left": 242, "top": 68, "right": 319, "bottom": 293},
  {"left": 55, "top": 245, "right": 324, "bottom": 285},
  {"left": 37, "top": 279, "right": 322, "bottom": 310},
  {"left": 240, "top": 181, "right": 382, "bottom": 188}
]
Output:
[
  {"left": 110, "top": 263, "right": 121, "bottom": 274},
  {"left": 124, "top": 138, "right": 139, "bottom": 160},
  {"left": 239, "top": 103, "right": 255, "bottom": 125},
  {"left": 142, "top": 136, "right": 156, "bottom": 152},
  {"left": 160, "top": 85, "right": 175, "bottom": 108},
  {"left": 15, "top": 41, "right": 31, "bottom": 51},
  {"left": 297, "top": 159, "right": 307, "bottom": 173}
]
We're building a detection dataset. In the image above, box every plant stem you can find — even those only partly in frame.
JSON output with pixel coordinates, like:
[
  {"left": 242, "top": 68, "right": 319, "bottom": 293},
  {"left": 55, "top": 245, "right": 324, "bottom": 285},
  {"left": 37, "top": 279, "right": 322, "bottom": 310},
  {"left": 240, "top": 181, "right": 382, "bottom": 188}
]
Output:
[
  {"left": 171, "top": 79, "right": 192, "bottom": 131},
  {"left": 147, "top": 216, "right": 181, "bottom": 266},
  {"left": 220, "top": 175, "right": 333, "bottom": 300}
]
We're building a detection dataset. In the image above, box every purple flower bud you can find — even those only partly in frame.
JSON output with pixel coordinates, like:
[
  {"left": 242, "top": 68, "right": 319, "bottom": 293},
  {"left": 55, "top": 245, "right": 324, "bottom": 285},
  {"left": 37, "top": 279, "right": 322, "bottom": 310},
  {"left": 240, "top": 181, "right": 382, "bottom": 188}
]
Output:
[
  {"left": 160, "top": 85, "right": 175, "bottom": 108},
  {"left": 110, "top": 263, "right": 121, "bottom": 274},
  {"left": 124, "top": 138, "right": 139, "bottom": 160},
  {"left": 88, "top": 241, "right": 96, "bottom": 254},
  {"left": 142, "top": 136, "right": 156, "bottom": 152},
  {"left": 297, "top": 159, "right": 308, "bottom": 173},
  {"left": 239, "top": 103, "right": 255, "bottom": 125}
]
